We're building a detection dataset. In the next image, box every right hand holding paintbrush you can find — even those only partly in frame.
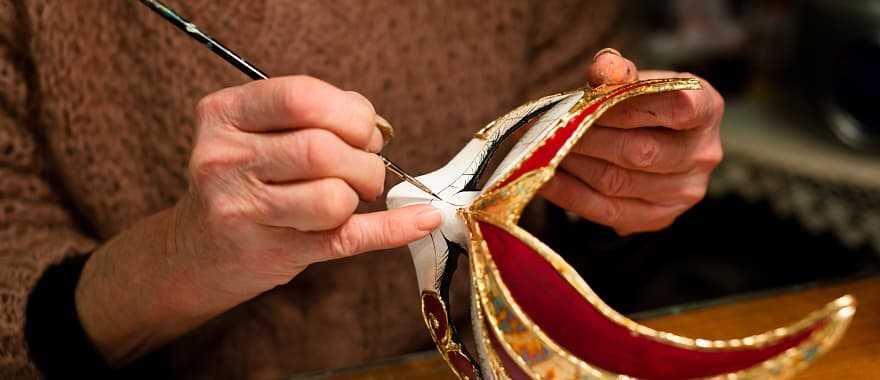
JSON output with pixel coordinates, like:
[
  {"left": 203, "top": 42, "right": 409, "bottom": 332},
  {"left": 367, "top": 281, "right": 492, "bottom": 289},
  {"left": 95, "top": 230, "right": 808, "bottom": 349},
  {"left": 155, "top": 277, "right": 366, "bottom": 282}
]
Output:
[{"left": 74, "top": 76, "right": 443, "bottom": 365}]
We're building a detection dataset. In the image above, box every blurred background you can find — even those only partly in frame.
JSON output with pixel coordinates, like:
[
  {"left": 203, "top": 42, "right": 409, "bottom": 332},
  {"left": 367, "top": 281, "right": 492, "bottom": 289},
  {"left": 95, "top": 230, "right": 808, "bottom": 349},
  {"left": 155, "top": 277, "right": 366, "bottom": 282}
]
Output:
[{"left": 544, "top": 0, "right": 880, "bottom": 315}]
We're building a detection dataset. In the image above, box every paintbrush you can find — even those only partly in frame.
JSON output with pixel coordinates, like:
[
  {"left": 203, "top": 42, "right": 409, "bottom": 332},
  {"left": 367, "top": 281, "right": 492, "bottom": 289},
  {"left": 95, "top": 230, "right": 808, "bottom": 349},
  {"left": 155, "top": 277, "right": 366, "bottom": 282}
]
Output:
[{"left": 137, "top": 0, "right": 442, "bottom": 200}]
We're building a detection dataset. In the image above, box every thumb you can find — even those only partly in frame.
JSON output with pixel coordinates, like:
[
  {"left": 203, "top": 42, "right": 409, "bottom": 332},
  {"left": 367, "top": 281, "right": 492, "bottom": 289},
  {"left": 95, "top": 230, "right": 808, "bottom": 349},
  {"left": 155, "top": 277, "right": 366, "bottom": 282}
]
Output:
[
  {"left": 322, "top": 204, "right": 442, "bottom": 259},
  {"left": 587, "top": 48, "right": 639, "bottom": 87}
]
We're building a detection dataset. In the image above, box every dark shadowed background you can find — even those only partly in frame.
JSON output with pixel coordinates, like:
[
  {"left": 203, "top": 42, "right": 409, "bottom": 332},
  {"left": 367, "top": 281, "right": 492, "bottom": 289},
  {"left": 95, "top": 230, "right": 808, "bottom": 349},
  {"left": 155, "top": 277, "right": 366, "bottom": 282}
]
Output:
[{"left": 542, "top": 0, "right": 880, "bottom": 315}]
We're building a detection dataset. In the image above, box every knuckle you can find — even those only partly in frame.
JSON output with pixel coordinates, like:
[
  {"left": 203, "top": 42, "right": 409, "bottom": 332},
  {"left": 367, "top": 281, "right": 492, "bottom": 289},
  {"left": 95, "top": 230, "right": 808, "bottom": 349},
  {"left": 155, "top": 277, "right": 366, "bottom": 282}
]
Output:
[
  {"left": 188, "top": 157, "right": 213, "bottom": 186},
  {"left": 714, "top": 90, "right": 726, "bottom": 113},
  {"left": 538, "top": 176, "right": 565, "bottom": 203},
  {"left": 598, "top": 199, "right": 623, "bottom": 226},
  {"left": 364, "top": 156, "right": 387, "bottom": 199},
  {"left": 679, "top": 183, "right": 708, "bottom": 205},
  {"left": 300, "top": 129, "right": 340, "bottom": 174},
  {"left": 711, "top": 143, "right": 724, "bottom": 165},
  {"left": 326, "top": 225, "right": 360, "bottom": 258},
  {"left": 667, "top": 90, "right": 698, "bottom": 125},
  {"left": 286, "top": 74, "right": 320, "bottom": 87},
  {"left": 279, "top": 80, "right": 308, "bottom": 119},
  {"left": 189, "top": 145, "right": 248, "bottom": 186},
  {"left": 662, "top": 204, "right": 689, "bottom": 224},
  {"left": 622, "top": 132, "right": 660, "bottom": 169},
  {"left": 204, "top": 194, "right": 248, "bottom": 223},
  {"left": 314, "top": 179, "right": 358, "bottom": 227},
  {"left": 378, "top": 215, "right": 403, "bottom": 245},
  {"left": 277, "top": 76, "right": 324, "bottom": 121},
  {"left": 542, "top": 175, "right": 578, "bottom": 209},
  {"left": 344, "top": 94, "right": 377, "bottom": 148},
  {"left": 195, "top": 89, "right": 237, "bottom": 124},
  {"left": 597, "top": 162, "right": 630, "bottom": 196},
  {"left": 188, "top": 155, "right": 217, "bottom": 184},
  {"left": 693, "top": 142, "right": 723, "bottom": 169},
  {"left": 195, "top": 95, "right": 218, "bottom": 119},
  {"left": 194, "top": 97, "right": 213, "bottom": 121},
  {"left": 200, "top": 178, "right": 269, "bottom": 226}
]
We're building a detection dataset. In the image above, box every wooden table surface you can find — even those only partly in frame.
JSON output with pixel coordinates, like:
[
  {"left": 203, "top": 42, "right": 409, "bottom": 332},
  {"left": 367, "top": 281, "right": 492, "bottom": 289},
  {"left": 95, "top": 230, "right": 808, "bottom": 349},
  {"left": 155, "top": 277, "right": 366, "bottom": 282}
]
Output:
[{"left": 296, "top": 276, "right": 880, "bottom": 380}]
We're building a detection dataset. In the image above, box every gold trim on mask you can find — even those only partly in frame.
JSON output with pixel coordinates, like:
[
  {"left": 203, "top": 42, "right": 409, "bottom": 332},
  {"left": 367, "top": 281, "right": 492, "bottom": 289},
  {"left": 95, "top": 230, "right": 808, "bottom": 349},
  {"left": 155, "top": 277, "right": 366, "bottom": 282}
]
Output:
[
  {"left": 421, "top": 290, "right": 481, "bottom": 380},
  {"left": 462, "top": 78, "right": 854, "bottom": 379},
  {"left": 422, "top": 77, "right": 855, "bottom": 379},
  {"left": 466, "top": 211, "right": 855, "bottom": 379}
]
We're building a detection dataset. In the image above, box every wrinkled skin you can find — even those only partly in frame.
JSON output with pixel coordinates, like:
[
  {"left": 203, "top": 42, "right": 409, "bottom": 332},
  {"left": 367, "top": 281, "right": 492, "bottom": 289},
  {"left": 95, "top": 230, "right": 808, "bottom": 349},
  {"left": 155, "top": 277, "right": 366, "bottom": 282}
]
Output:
[{"left": 542, "top": 51, "right": 724, "bottom": 235}]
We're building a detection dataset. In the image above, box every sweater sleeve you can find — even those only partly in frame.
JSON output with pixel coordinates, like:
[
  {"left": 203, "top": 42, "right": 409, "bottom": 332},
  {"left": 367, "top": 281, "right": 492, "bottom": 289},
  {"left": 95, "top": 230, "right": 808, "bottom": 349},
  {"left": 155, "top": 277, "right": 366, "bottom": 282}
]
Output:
[
  {"left": 0, "top": 3, "right": 99, "bottom": 377},
  {"left": 523, "top": 0, "right": 627, "bottom": 98}
]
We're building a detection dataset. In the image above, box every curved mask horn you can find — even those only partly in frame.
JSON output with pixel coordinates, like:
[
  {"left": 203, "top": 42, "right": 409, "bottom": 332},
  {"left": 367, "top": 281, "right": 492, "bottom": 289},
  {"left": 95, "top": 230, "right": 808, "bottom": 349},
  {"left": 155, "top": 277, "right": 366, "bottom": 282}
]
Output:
[{"left": 388, "top": 78, "right": 855, "bottom": 380}]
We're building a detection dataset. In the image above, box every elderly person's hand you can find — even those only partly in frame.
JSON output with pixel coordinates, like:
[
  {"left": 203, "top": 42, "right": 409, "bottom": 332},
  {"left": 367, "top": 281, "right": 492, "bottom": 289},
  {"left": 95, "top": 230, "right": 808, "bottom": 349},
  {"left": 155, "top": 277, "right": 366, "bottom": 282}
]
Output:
[
  {"left": 541, "top": 50, "right": 724, "bottom": 235},
  {"left": 75, "top": 76, "right": 442, "bottom": 364},
  {"left": 180, "top": 76, "right": 441, "bottom": 292}
]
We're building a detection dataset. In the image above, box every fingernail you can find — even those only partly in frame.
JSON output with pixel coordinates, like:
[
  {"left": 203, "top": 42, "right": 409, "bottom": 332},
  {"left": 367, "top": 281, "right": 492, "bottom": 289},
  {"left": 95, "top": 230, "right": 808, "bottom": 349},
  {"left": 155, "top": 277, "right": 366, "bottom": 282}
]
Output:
[
  {"left": 374, "top": 115, "right": 395, "bottom": 147},
  {"left": 415, "top": 206, "right": 442, "bottom": 231},
  {"left": 593, "top": 48, "right": 622, "bottom": 62}
]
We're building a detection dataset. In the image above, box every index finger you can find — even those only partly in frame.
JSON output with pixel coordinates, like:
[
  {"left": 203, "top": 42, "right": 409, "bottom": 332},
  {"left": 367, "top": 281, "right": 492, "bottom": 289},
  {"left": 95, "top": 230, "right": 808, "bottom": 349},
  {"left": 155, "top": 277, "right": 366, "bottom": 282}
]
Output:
[
  {"left": 598, "top": 72, "right": 718, "bottom": 130},
  {"left": 206, "top": 75, "right": 382, "bottom": 152}
]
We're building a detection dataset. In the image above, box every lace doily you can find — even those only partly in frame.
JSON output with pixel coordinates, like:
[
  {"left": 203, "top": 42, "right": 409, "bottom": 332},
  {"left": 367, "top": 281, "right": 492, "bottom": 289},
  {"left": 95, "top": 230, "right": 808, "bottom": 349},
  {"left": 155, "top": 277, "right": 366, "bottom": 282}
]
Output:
[{"left": 709, "top": 100, "right": 880, "bottom": 253}]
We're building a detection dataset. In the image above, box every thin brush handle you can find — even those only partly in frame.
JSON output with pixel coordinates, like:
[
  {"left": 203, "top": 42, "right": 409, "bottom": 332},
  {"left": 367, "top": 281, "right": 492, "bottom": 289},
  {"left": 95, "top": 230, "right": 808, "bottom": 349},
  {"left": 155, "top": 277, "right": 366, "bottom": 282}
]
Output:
[
  {"left": 139, "top": 0, "right": 268, "bottom": 80},
  {"left": 137, "top": 0, "right": 441, "bottom": 199}
]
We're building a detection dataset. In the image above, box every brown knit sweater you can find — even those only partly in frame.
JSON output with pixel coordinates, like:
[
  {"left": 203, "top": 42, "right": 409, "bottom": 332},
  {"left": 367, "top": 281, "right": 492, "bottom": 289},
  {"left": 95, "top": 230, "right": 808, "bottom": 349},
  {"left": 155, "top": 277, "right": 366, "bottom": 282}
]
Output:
[{"left": 0, "top": 1, "right": 616, "bottom": 378}]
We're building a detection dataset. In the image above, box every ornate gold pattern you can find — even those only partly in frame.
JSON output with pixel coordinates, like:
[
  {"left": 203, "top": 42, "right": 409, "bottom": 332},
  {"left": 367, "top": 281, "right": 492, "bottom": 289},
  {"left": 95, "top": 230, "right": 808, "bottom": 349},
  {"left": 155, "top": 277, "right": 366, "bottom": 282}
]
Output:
[
  {"left": 470, "top": 168, "right": 553, "bottom": 226},
  {"left": 421, "top": 291, "right": 480, "bottom": 380},
  {"left": 455, "top": 78, "right": 855, "bottom": 379},
  {"left": 470, "top": 269, "right": 513, "bottom": 380},
  {"left": 467, "top": 212, "right": 855, "bottom": 379}
]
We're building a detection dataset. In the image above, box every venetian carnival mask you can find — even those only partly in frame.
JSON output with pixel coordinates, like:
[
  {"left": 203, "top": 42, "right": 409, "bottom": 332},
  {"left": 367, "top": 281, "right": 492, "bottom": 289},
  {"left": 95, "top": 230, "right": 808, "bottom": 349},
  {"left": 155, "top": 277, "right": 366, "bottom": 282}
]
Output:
[{"left": 386, "top": 78, "right": 855, "bottom": 380}]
